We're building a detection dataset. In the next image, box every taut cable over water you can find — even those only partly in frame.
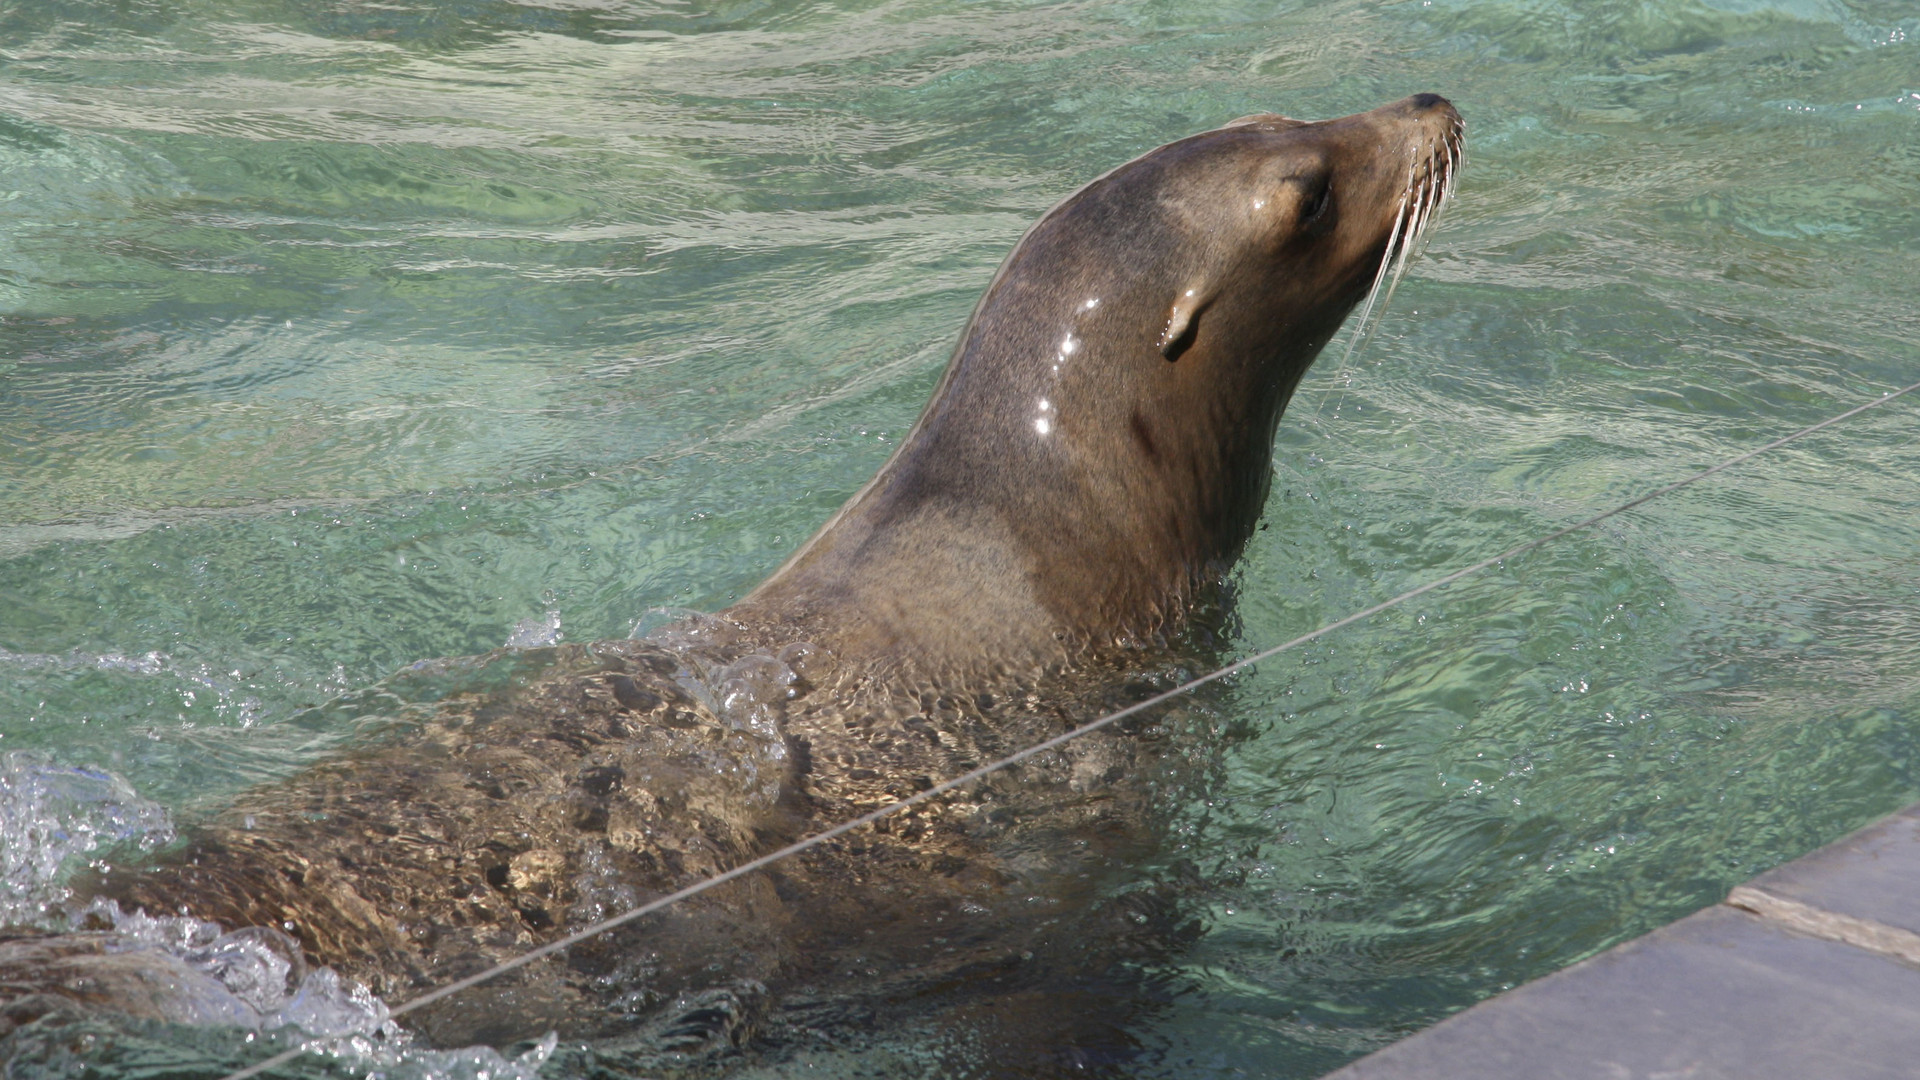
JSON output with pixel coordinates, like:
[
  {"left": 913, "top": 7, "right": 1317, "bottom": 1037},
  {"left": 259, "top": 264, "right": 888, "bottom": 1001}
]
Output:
[{"left": 210, "top": 374, "right": 1920, "bottom": 1080}]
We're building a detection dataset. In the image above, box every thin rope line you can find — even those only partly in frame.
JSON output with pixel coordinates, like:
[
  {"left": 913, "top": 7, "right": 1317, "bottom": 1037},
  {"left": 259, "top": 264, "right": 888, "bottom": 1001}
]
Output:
[{"left": 217, "top": 378, "right": 1919, "bottom": 1080}]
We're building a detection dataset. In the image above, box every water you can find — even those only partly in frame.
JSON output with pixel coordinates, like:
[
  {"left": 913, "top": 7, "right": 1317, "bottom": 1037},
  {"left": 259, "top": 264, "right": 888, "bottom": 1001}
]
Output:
[{"left": 2, "top": 0, "right": 1917, "bottom": 1075}]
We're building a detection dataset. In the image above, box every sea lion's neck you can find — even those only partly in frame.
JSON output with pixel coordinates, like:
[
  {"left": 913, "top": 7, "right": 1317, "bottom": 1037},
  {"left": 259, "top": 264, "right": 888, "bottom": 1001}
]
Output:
[
  {"left": 729, "top": 292, "right": 1306, "bottom": 679},
  {"left": 731, "top": 93, "right": 1466, "bottom": 679}
]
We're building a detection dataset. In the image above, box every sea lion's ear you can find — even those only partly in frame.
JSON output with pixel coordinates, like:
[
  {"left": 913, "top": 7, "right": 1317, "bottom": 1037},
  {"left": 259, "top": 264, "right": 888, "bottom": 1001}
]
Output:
[{"left": 1157, "top": 284, "right": 1214, "bottom": 361}]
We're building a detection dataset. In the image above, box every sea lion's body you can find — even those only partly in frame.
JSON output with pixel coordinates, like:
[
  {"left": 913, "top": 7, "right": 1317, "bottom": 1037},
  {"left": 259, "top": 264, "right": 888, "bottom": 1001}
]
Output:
[
  {"left": 0, "top": 95, "right": 1463, "bottom": 1066},
  {"left": 67, "top": 634, "right": 1197, "bottom": 1053}
]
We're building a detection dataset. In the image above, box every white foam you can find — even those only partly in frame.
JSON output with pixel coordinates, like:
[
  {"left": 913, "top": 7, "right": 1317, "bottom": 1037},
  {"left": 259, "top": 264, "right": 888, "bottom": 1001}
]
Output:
[
  {"left": 78, "top": 899, "right": 556, "bottom": 1079},
  {"left": 0, "top": 645, "right": 170, "bottom": 676},
  {"left": 0, "top": 751, "right": 175, "bottom": 925},
  {"left": 0, "top": 755, "right": 553, "bottom": 1079},
  {"left": 504, "top": 608, "right": 564, "bottom": 648}
]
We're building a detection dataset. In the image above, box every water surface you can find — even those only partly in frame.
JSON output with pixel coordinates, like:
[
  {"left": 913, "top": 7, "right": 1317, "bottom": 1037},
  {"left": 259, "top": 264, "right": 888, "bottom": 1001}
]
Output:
[{"left": 3, "top": 0, "right": 1918, "bottom": 1076}]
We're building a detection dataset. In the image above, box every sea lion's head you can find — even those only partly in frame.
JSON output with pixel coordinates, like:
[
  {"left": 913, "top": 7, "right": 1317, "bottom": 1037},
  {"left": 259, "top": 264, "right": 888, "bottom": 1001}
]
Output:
[{"left": 739, "top": 95, "right": 1463, "bottom": 674}]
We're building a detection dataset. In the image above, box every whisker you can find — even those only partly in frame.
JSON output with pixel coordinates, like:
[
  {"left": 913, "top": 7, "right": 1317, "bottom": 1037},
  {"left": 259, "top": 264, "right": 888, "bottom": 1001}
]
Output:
[
  {"left": 1378, "top": 164, "right": 1430, "bottom": 313},
  {"left": 1318, "top": 176, "right": 1412, "bottom": 425},
  {"left": 1323, "top": 122, "right": 1463, "bottom": 426},
  {"left": 1335, "top": 180, "right": 1411, "bottom": 372},
  {"left": 1411, "top": 163, "right": 1443, "bottom": 258},
  {"left": 1331, "top": 128, "right": 1461, "bottom": 388}
]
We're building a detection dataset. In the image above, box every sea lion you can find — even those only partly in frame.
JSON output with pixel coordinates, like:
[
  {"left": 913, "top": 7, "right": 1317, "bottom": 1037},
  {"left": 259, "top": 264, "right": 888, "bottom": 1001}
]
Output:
[{"left": 0, "top": 94, "right": 1463, "bottom": 1071}]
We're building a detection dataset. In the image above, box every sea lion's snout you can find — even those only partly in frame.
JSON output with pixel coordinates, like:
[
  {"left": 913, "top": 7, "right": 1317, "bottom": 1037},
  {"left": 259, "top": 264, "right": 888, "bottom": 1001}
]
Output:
[
  {"left": 1385, "top": 92, "right": 1465, "bottom": 169},
  {"left": 1363, "top": 92, "right": 1459, "bottom": 131},
  {"left": 1399, "top": 93, "right": 1464, "bottom": 156},
  {"left": 1279, "top": 93, "right": 1460, "bottom": 306}
]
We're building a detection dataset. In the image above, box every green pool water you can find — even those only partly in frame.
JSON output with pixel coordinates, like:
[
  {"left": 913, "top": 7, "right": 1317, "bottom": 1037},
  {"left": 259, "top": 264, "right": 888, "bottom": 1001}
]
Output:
[{"left": 2, "top": 0, "right": 1918, "bottom": 1075}]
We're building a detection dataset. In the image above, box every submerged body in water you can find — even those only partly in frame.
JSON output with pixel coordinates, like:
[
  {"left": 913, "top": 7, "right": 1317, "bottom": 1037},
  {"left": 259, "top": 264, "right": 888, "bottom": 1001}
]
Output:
[
  {"left": 0, "top": 94, "right": 1462, "bottom": 1072},
  {"left": 22, "top": 627, "right": 1213, "bottom": 1066}
]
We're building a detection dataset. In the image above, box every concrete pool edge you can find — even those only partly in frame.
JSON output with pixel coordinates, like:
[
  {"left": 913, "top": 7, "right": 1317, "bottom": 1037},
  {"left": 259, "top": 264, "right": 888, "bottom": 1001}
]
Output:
[{"left": 1321, "top": 801, "right": 1920, "bottom": 1080}]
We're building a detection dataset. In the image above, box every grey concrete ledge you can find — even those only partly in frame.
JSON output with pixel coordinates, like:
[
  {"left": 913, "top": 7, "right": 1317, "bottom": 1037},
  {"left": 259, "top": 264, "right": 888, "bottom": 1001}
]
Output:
[{"left": 1323, "top": 802, "right": 1920, "bottom": 1080}]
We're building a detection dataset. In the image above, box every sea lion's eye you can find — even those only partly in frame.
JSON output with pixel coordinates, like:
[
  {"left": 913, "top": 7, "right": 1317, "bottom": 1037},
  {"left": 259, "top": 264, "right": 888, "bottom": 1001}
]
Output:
[{"left": 1301, "top": 180, "right": 1332, "bottom": 226}]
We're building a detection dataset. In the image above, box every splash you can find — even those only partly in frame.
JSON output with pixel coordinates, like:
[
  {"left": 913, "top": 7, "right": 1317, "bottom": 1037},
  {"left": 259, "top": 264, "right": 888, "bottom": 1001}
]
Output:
[
  {"left": 0, "top": 646, "right": 267, "bottom": 727},
  {"left": 78, "top": 900, "right": 556, "bottom": 1078},
  {"left": 0, "top": 751, "right": 175, "bottom": 926},
  {"left": 631, "top": 608, "right": 816, "bottom": 807},
  {"left": 504, "top": 607, "right": 564, "bottom": 648},
  {"left": 0, "top": 645, "right": 170, "bottom": 676},
  {"left": 0, "top": 754, "right": 553, "bottom": 1080}
]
